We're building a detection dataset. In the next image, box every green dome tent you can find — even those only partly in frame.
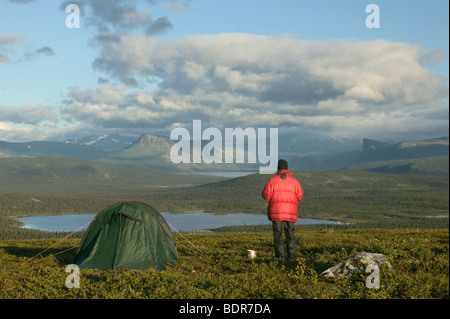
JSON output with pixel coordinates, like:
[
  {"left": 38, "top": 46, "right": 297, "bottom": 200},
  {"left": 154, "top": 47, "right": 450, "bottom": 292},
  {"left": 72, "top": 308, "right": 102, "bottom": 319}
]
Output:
[{"left": 74, "top": 201, "right": 178, "bottom": 270}]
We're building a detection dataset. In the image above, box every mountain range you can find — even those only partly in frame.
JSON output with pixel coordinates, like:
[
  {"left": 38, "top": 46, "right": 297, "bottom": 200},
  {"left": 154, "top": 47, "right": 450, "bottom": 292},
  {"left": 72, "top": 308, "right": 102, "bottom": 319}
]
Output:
[
  {"left": 63, "top": 134, "right": 136, "bottom": 152},
  {"left": 0, "top": 140, "right": 109, "bottom": 160},
  {"left": 0, "top": 155, "right": 222, "bottom": 194},
  {"left": 0, "top": 133, "right": 448, "bottom": 175},
  {"left": 289, "top": 136, "right": 449, "bottom": 172}
]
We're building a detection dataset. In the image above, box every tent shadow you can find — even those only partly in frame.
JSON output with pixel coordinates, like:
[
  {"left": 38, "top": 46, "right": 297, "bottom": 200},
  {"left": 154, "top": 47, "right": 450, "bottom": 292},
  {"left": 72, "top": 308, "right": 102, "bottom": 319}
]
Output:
[{"left": 3, "top": 246, "right": 78, "bottom": 266}]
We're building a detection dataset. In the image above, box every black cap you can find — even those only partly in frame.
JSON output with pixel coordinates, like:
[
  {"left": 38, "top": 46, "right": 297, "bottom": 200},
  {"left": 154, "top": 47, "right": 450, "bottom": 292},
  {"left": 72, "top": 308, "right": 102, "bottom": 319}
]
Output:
[{"left": 277, "top": 159, "right": 288, "bottom": 170}]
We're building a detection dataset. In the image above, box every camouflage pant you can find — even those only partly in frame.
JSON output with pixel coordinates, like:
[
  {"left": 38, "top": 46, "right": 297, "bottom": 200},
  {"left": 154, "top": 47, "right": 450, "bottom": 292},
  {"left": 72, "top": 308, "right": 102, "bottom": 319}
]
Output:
[{"left": 272, "top": 220, "right": 297, "bottom": 260}]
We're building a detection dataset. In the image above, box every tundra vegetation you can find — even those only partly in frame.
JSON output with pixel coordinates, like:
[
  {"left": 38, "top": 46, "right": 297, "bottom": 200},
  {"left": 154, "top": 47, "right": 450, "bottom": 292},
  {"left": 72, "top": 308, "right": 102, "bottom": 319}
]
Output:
[{"left": 0, "top": 168, "right": 448, "bottom": 299}]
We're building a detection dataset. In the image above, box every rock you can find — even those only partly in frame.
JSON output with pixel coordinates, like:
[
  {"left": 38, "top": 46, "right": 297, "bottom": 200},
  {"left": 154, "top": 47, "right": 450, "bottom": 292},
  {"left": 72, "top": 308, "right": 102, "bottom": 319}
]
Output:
[{"left": 319, "top": 252, "right": 392, "bottom": 279}]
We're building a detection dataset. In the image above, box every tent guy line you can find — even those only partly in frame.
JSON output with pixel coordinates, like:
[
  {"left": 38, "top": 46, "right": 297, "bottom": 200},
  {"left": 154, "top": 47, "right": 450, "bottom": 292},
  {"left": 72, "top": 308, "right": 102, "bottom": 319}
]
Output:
[{"left": 24, "top": 217, "right": 97, "bottom": 266}]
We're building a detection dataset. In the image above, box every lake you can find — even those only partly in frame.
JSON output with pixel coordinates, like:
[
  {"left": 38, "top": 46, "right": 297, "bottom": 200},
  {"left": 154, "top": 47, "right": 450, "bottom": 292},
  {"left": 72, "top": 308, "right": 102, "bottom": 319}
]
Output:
[
  {"left": 16, "top": 212, "right": 339, "bottom": 233},
  {"left": 186, "top": 171, "right": 257, "bottom": 178}
]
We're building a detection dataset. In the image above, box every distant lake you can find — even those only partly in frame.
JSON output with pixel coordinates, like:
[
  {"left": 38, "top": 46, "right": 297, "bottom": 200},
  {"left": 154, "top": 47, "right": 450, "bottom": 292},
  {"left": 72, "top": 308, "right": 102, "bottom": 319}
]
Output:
[
  {"left": 16, "top": 212, "right": 339, "bottom": 233},
  {"left": 187, "top": 171, "right": 257, "bottom": 178}
]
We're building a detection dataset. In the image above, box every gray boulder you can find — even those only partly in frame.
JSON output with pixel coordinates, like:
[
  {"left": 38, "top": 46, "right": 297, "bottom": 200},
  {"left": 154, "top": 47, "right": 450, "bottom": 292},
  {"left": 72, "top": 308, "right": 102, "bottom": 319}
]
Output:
[{"left": 319, "top": 252, "right": 392, "bottom": 279}]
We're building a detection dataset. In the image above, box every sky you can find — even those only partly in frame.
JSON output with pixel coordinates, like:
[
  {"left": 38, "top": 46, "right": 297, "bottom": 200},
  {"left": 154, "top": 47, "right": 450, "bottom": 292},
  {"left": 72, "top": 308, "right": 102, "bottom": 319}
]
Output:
[{"left": 0, "top": 0, "right": 448, "bottom": 143}]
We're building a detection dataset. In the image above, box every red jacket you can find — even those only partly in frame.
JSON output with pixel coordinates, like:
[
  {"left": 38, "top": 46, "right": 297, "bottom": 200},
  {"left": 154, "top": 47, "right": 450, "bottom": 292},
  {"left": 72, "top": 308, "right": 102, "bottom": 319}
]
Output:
[{"left": 262, "top": 169, "right": 304, "bottom": 223}]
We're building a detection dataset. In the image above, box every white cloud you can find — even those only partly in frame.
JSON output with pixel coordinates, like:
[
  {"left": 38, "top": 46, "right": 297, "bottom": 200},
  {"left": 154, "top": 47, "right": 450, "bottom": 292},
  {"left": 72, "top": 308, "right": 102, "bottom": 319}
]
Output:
[
  {"left": 163, "top": 0, "right": 189, "bottom": 12},
  {"left": 67, "top": 86, "right": 129, "bottom": 105},
  {"left": 0, "top": 104, "right": 58, "bottom": 124},
  {"left": 63, "top": 85, "right": 180, "bottom": 130},
  {"left": 0, "top": 34, "right": 27, "bottom": 45},
  {"left": 81, "top": 33, "right": 449, "bottom": 138},
  {"left": 0, "top": 120, "right": 87, "bottom": 143},
  {"left": 0, "top": 34, "right": 27, "bottom": 63},
  {"left": 59, "top": 0, "right": 174, "bottom": 35},
  {"left": 0, "top": 33, "right": 55, "bottom": 63},
  {"left": 93, "top": 34, "right": 446, "bottom": 105}
]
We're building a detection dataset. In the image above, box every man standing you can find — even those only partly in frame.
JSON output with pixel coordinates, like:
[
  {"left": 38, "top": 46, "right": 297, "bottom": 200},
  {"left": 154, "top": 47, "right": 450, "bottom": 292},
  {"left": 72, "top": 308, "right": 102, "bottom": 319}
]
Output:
[{"left": 262, "top": 159, "right": 304, "bottom": 261}]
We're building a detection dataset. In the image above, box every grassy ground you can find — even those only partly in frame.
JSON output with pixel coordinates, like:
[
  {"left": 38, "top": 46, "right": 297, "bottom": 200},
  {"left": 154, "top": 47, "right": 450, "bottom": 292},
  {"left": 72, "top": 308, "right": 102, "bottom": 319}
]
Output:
[{"left": 0, "top": 228, "right": 448, "bottom": 299}]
